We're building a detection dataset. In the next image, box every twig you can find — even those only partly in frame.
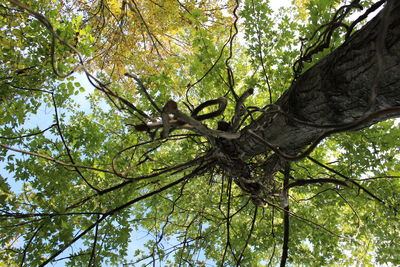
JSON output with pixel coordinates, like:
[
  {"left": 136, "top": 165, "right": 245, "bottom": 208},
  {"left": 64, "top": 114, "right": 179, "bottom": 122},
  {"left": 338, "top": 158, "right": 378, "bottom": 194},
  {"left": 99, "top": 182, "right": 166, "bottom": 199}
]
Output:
[
  {"left": 67, "top": 155, "right": 211, "bottom": 209},
  {"left": 185, "top": 0, "right": 240, "bottom": 101},
  {"left": 20, "top": 222, "right": 45, "bottom": 267},
  {"left": 88, "top": 214, "right": 100, "bottom": 267},
  {"left": 237, "top": 206, "right": 258, "bottom": 264},
  {"left": 225, "top": 0, "right": 240, "bottom": 101},
  {"left": 293, "top": 0, "right": 363, "bottom": 77},
  {"left": 9, "top": 0, "right": 82, "bottom": 78},
  {"left": 125, "top": 73, "right": 162, "bottom": 114},
  {"left": 265, "top": 199, "right": 348, "bottom": 240},
  {"left": 221, "top": 177, "right": 234, "bottom": 266},
  {"left": 0, "top": 124, "right": 56, "bottom": 140},
  {"left": 0, "top": 143, "right": 117, "bottom": 175},
  {"left": 307, "top": 156, "right": 392, "bottom": 208},
  {"left": 41, "top": 164, "right": 208, "bottom": 266},
  {"left": 9, "top": 0, "right": 152, "bottom": 123},
  {"left": 250, "top": 0, "right": 273, "bottom": 104},
  {"left": 335, "top": 190, "right": 361, "bottom": 239},
  {"left": 286, "top": 178, "right": 348, "bottom": 190},
  {"left": 51, "top": 93, "right": 100, "bottom": 192},
  {"left": 127, "top": 0, "right": 163, "bottom": 58}
]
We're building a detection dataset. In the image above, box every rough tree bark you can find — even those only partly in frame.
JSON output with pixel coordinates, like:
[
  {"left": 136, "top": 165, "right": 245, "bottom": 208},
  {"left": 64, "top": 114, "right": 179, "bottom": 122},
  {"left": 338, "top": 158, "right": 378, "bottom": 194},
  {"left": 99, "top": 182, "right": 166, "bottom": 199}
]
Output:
[{"left": 233, "top": 1, "right": 400, "bottom": 160}]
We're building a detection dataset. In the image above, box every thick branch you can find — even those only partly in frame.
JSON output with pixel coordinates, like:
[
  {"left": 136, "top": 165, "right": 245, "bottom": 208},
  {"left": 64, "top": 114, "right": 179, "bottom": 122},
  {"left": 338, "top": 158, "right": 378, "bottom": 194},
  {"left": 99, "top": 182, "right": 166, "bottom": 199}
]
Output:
[{"left": 238, "top": 1, "right": 400, "bottom": 159}]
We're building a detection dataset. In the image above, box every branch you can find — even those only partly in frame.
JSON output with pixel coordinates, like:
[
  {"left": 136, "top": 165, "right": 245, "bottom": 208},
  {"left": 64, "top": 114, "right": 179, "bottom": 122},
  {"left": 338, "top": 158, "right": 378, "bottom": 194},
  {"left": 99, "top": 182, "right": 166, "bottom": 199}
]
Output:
[
  {"left": 264, "top": 199, "right": 348, "bottom": 240},
  {"left": 335, "top": 190, "right": 361, "bottom": 238},
  {"left": 67, "top": 155, "right": 211, "bottom": 209},
  {"left": 41, "top": 164, "right": 208, "bottom": 266},
  {"left": 8, "top": 0, "right": 152, "bottom": 123},
  {"left": 345, "top": 0, "right": 386, "bottom": 39},
  {"left": 127, "top": 0, "right": 164, "bottom": 57},
  {"left": 224, "top": 0, "right": 240, "bottom": 101},
  {"left": 307, "top": 156, "right": 388, "bottom": 205},
  {"left": 39, "top": 215, "right": 107, "bottom": 266},
  {"left": 90, "top": 79, "right": 153, "bottom": 121},
  {"left": 267, "top": 207, "right": 277, "bottom": 266},
  {"left": 185, "top": 3, "right": 239, "bottom": 101},
  {"left": 286, "top": 178, "right": 348, "bottom": 190},
  {"left": 0, "top": 143, "right": 117, "bottom": 175},
  {"left": 51, "top": 93, "right": 100, "bottom": 192},
  {"left": 221, "top": 178, "right": 236, "bottom": 265},
  {"left": 9, "top": 0, "right": 82, "bottom": 78},
  {"left": 250, "top": 0, "right": 273, "bottom": 104},
  {"left": 125, "top": 73, "right": 162, "bottom": 114},
  {"left": 190, "top": 97, "right": 227, "bottom": 121},
  {"left": 0, "top": 211, "right": 104, "bottom": 219},
  {"left": 354, "top": 175, "right": 400, "bottom": 181},
  {"left": 0, "top": 124, "right": 56, "bottom": 140},
  {"left": 232, "top": 88, "right": 254, "bottom": 131},
  {"left": 111, "top": 139, "right": 158, "bottom": 177},
  {"left": 248, "top": 107, "right": 400, "bottom": 161},
  {"left": 293, "top": 0, "right": 363, "bottom": 76},
  {"left": 88, "top": 214, "right": 100, "bottom": 267},
  {"left": 21, "top": 222, "right": 45, "bottom": 267},
  {"left": 166, "top": 101, "right": 240, "bottom": 139},
  {"left": 237, "top": 206, "right": 258, "bottom": 264},
  {"left": 280, "top": 162, "right": 290, "bottom": 267}
]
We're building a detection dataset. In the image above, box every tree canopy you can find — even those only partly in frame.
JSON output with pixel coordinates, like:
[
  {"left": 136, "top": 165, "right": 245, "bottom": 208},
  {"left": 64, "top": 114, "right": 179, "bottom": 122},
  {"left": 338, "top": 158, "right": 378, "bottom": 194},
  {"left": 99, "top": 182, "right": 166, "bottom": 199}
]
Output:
[{"left": 1, "top": 0, "right": 399, "bottom": 266}]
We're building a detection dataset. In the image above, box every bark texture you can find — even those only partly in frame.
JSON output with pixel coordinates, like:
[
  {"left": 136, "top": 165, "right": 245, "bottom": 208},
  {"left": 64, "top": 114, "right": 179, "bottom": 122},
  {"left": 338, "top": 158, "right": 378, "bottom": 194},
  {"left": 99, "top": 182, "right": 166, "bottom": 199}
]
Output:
[{"left": 236, "top": 1, "right": 400, "bottom": 159}]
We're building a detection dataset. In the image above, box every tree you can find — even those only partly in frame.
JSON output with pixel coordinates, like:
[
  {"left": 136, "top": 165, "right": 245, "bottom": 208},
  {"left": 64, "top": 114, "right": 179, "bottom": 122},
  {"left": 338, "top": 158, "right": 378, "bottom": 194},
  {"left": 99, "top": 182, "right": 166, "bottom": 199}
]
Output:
[{"left": 1, "top": 0, "right": 399, "bottom": 266}]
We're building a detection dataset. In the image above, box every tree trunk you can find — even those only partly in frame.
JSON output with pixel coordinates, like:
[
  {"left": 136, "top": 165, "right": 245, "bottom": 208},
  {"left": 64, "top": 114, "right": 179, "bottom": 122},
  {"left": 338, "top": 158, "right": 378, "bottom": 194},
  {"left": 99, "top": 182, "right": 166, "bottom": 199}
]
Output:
[{"left": 236, "top": 1, "right": 400, "bottom": 159}]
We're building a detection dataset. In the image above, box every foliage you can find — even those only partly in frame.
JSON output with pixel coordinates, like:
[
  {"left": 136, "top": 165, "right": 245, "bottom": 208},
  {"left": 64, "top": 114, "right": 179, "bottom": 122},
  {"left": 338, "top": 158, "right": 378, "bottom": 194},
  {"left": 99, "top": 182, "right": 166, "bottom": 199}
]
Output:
[{"left": 0, "top": 0, "right": 399, "bottom": 266}]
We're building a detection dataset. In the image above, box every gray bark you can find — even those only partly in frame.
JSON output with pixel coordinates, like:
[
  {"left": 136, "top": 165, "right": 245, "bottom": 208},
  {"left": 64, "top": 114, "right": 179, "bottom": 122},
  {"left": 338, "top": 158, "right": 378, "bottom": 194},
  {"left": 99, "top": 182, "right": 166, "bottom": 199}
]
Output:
[{"left": 236, "top": 1, "right": 400, "bottom": 159}]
